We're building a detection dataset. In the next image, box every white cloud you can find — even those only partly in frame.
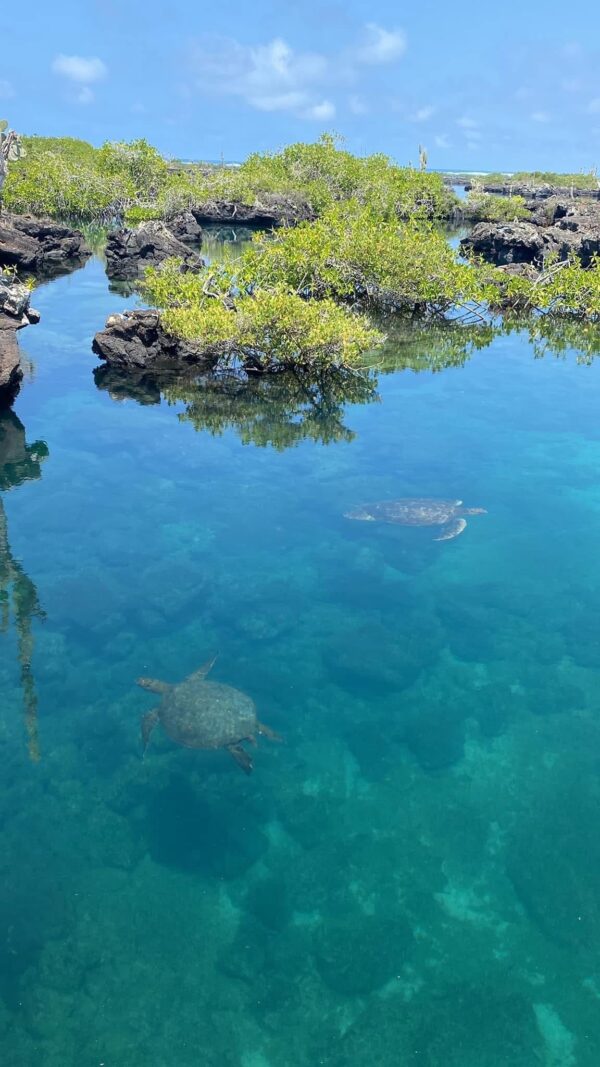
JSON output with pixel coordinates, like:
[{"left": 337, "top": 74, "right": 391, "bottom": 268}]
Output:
[
  {"left": 0, "top": 79, "right": 15, "bottom": 100},
  {"left": 190, "top": 35, "right": 329, "bottom": 118},
  {"left": 587, "top": 98, "right": 600, "bottom": 114},
  {"left": 303, "top": 100, "right": 336, "bottom": 121},
  {"left": 76, "top": 86, "right": 95, "bottom": 105},
  {"left": 358, "top": 23, "right": 407, "bottom": 65},
  {"left": 434, "top": 134, "right": 451, "bottom": 149},
  {"left": 348, "top": 94, "right": 368, "bottom": 115},
  {"left": 52, "top": 54, "right": 107, "bottom": 84},
  {"left": 456, "top": 116, "right": 478, "bottom": 129},
  {"left": 530, "top": 110, "right": 550, "bottom": 123},
  {"left": 411, "top": 105, "right": 435, "bottom": 122},
  {"left": 190, "top": 24, "right": 405, "bottom": 120}
]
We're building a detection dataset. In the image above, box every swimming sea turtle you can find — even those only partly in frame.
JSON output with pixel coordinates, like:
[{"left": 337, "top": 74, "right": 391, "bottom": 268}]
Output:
[
  {"left": 137, "top": 655, "right": 280, "bottom": 773},
  {"left": 344, "top": 498, "right": 486, "bottom": 541}
]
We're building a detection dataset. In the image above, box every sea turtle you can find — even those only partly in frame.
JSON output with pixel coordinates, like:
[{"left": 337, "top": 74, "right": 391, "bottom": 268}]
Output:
[
  {"left": 137, "top": 655, "right": 280, "bottom": 773},
  {"left": 344, "top": 498, "right": 486, "bottom": 541}
]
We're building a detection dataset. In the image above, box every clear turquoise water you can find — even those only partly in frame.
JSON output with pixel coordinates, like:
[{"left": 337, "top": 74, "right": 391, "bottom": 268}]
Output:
[{"left": 2, "top": 244, "right": 600, "bottom": 1065}]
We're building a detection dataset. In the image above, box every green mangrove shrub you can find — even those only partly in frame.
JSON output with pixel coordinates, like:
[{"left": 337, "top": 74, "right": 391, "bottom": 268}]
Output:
[{"left": 142, "top": 258, "right": 383, "bottom": 370}]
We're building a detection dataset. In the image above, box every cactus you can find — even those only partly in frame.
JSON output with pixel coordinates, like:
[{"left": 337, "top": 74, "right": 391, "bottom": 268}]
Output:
[
  {"left": 0, "top": 120, "right": 26, "bottom": 202},
  {"left": 418, "top": 144, "right": 428, "bottom": 171}
]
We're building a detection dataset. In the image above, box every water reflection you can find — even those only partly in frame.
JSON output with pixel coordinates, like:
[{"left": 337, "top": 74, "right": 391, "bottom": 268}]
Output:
[
  {"left": 94, "top": 365, "right": 379, "bottom": 449},
  {"left": 0, "top": 410, "right": 48, "bottom": 761}
]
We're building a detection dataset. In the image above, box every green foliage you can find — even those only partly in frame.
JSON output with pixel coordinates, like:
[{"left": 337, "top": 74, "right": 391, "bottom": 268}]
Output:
[
  {"left": 239, "top": 203, "right": 491, "bottom": 314},
  {"left": 3, "top": 135, "right": 166, "bottom": 221},
  {"left": 465, "top": 186, "right": 529, "bottom": 222},
  {"left": 484, "top": 170, "right": 599, "bottom": 190},
  {"left": 97, "top": 139, "right": 168, "bottom": 199},
  {"left": 527, "top": 256, "right": 600, "bottom": 319},
  {"left": 3, "top": 136, "right": 131, "bottom": 220},
  {"left": 124, "top": 204, "right": 163, "bottom": 223},
  {"left": 158, "top": 134, "right": 456, "bottom": 221},
  {"left": 142, "top": 258, "right": 383, "bottom": 370}
]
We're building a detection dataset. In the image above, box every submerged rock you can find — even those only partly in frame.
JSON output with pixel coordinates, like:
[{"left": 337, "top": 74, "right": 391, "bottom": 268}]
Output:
[
  {"left": 92, "top": 309, "right": 216, "bottom": 370},
  {"left": 0, "top": 212, "right": 90, "bottom": 275},
  {"left": 313, "top": 911, "right": 413, "bottom": 995},
  {"left": 0, "top": 276, "right": 40, "bottom": 405},
  {"left": 104, "top": 221, "right": 204, "bottom": 279}
]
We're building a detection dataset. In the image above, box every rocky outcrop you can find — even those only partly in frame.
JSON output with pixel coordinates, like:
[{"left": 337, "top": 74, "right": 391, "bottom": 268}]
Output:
[
  {"left": 104, "top": 221, "right": 204, "bottom": 279},
  {"left": 0, "top": 212, "right": 90, "bottom": 275},
  {"left": 189, "top": 194, "right": 314, "bottom": 227},
  {"left": 461, "top": 221, "right": 545, "bottom": 265},
  {"left": 92, "top": 309, "right": 216, "bottom": 370},
  {"left": 464, "top": 180, "right": 600, "bottom": 201},
  {"left": 461, "top": 202, "right": 600, "bottom": 267},
  {"left": 0, "top": 276, "right": 40, "bottom": 405},
  {"left": 166, "top": 211, "right": 203, "bottom": 244}
]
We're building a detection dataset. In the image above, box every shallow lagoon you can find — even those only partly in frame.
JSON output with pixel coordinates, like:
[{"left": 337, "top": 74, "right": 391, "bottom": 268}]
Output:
[{"left": 2, "top": 241, "right": 600, "bottom": 1065}]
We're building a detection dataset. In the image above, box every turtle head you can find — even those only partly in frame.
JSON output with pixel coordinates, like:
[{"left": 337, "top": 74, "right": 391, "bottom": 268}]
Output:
[
  {"left": 137, "top": 677, "right": 172, "bottom": 695},
  {"left": 344, "top": 505, "right": 377, "bottom": 521}
]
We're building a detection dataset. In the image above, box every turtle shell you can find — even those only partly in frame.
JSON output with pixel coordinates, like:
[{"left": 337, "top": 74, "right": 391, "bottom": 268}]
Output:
[
  {"left": 159, "top": 678, "right": 257, "bottom": 749},
  {"left": 348, "top": 498, "right": 461, "bottom": 526}
]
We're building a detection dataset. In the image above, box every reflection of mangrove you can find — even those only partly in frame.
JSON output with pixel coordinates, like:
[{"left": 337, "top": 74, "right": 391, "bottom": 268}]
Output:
[
  {"left": 374, "top": 321, "right": 500, "bottom": 374},
  {"left": 0, "top": 410, "right": 48, "bottom": 762},
  {"left": 94, "top": 365, "right": 379, "bottom": 449}
]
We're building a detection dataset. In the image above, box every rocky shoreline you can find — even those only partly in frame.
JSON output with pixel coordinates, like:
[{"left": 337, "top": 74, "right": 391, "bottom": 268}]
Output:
[
  {"left": 0, "top": 212, "right": 90, "bottom": 276},
  {"left": 92, "top": 309, "right": 216, "bottom": 371},
  {"left": 105, "top": 220, "right": 204, "bottom": 280},
  {"left": 460, "top": 198, "right": 600, "bottom": 267},
  {"left": 0, "top": 275, "right": 40, "bottom": 403},
  {"left": 0, "top": 211, "right": 91, "bottom": 404}
]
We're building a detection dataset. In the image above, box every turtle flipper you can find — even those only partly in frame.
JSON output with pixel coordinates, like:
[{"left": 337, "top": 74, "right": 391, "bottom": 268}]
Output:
[
  {"left": 227, "top": 743, "right": 253, "bottom": 774},
  {"left": 257, "top": 721, "right": 282, "bottom": 742},
  {"left": 435, "top": 517, "right": 467, "bottom": 541},
  {"left": 141, "top": 709, "right": 160, "bottom": 755},
  {"left": 187, "top": 654, "right": 218, "bottom": 685}
]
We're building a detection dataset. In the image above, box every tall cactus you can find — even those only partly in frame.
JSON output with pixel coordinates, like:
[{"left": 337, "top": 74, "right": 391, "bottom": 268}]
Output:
[
  {"left": 418, "top": 144, "right": 428, "bottom": 172},
  {"left": 0, "top": 120, "right": 26, "bottom": 203}
]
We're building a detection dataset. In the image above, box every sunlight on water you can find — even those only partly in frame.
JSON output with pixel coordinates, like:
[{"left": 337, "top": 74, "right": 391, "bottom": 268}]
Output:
[{"left": 2, "top": 241, "right": 600, "bottom": 1064}]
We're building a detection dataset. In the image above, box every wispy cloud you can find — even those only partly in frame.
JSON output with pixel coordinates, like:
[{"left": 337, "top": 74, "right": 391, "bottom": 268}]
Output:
[
  {"left": 587, "top": 98, "right": 600, "bottom": 114},
  {"left": 434, "top": 133, "right": 451, "bottom": 149},
  {"left": 52, "top": 55, "right": 107, "bottom": 83},
  {"left": 357, "top": 24, "right": 407, "bottom": 65},
  {"left": 0, "top": 79, "right": 15, "bottom": 100},
  {"left": 52, "top": 54, "right": 107, "bottom": 105},
  {"left": 530, "top": 110, "right": 550, "bottom": 123},
  {"left": 456, "top": 115, "right": 478, "bottom": 129},
  {"left": 410, "top": 105, "right": 435, "bottom": 122},
  {"left": 189, "top": 24, "right": 406, "bottom": 120},
  {"left": 303, "top": 100, "right": 336, "bottom": 121},
  {"left": 348, "top": 94, "right": 368, "bottom": 116}
]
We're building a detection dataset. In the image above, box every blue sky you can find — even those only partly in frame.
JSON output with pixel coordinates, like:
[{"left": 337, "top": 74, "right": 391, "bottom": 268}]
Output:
[{"left": 3, "top": 0, "right": 600, "bottom": 170}]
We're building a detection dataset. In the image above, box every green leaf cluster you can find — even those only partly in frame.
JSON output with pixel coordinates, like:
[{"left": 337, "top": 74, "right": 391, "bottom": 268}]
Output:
[
  {"left": 484, "top": 170, "right": 599, "bottom": 190},
  {"left": 2, "top": 135, "right": 167, "bottom": 221},
  {"left": 142, "top": 257, "right": 383, "bottom": 370},
  {"left": 239, "top": 203, "right": 490, "bottom": 314},
  {"left": 465, "top": 187, "right": 529, "bottom": 222},
  {"left": 160, "top": 133, "right": 455, "bottom": 221}
]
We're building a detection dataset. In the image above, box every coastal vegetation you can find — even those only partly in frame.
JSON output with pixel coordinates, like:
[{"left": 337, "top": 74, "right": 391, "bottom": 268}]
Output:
[
  {"left": 483, "top": 169, "right": 599, "bottom": 190},
  {"left": 5, "top": 122, "right": 600, "bottom": 374},
  {"left": 2, "top": 132, "right": 454, "bottom": 223}
]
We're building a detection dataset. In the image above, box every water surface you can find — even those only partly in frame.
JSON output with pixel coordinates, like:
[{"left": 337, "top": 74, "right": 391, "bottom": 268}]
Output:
[{"left": 1, "top": 244, "right": 600, "bottom": 1065}]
